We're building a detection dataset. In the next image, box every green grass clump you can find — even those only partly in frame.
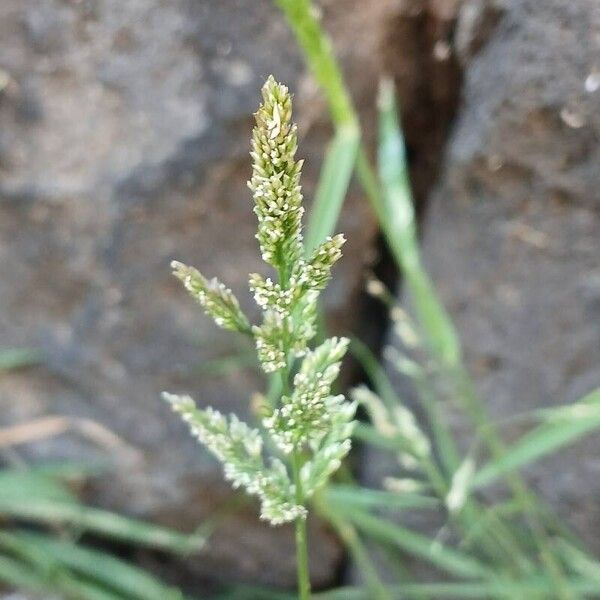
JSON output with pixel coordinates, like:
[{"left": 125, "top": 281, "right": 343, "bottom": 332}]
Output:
[{"left": 0, "top": 465, "right": 203, "bottom": 600}]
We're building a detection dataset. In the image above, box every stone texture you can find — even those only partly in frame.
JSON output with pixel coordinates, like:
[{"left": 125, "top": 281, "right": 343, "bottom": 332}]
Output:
[
  {"left": 0, "top": 0, "right": 393, "bottom": 589},
  {"left": 420, "top": 0, "right": 600, "bottom": 550}
]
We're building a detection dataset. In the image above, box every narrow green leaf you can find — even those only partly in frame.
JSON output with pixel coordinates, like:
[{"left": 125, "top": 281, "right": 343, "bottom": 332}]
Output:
[
  {"left": 0, "top": 552, "right": 54, "bottom": 591},
  {"left": 556, "top": 539, "right": 600, "bottom": 584},
  {"left": 325, "top": 484, "right": 439, "bottom": 512},
  {"left": 305, "top": 125, "right": 359, "bottom": 254},
  {"left": 0, "top": 348, "right": 41, "bottom": 370},
  {"left": 313, "top": 577, "right": 600, "bottom": 599},
  {"left": 0, "top": 470, "right": 78, "bottom": 504},
  {"left": 275, "top": 0, "right": 461, "bottom": 372},
  {"left": 316, "top": 498, "right": 392, "bottom": 600},
  {"left": 0, "top": 536, "right": 124, "bottom": 600},
  {"left": 15, "top": 532, "right": 186, "bottom": 600},
  {"left": 25, "top": 461, "right": 109, "bottom": 479},
  {"left": 273, "top": 0, "right": 356, "bottom": 128},
  {"left": 211, "top": 585, "right": 295, "bottom": 600},
  {"left": 344, "top": 510, "right": 491, "bottom": 579},
  {"left": 377, "top": 79, "right": 461, "bottom": 367},
  {"left": 0, "top": 498, "right": 204, "bottom": 553},
  {"left": 0, "top": 531, "right": 57, "bottom": 573},
  {"left": 474, "top": 389, "right": 600, "bottom": 488}
]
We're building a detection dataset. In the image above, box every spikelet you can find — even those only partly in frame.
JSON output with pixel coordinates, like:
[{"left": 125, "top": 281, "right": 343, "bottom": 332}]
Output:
[
  {"left": 446, "top": 457, "right": 475, "bottom": 515},
  {"left": 249, "top": 272, "right": 299, "bottom": 315},
  {"left": 304, "top": 234, "right": 346, "bottom": 291},
  {"left": 264, "top": 337, "right": 350, "bottom": 453},
  {"left": 352, "top": 386, "right": 396, "bottom": 438},
  {"left": 252, "top": 310, "right": 290, "bottom": 373},
  {"left": 301, "top": 398, "right": 357, "bottom": 496},
  {"left": 352, "top": 384, "right": 430, "bottom": 477},
  {"left": 171, "top": 261, "right": 250, "bottom": 334}
]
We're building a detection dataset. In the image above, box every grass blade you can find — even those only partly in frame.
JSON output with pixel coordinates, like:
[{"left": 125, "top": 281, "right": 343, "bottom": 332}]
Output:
[
  {"left": 0, "top": 536, "right": 121, "bottom": 600},
  {"left": 313, "top": 577, "right": 600, "bottom": 599},
  {"left": 325, "top": 484, "right": 439, "bottom": 512},
  {"left": 210, "top": 586, "right": 295, "bottom": 600},
  {"left": 0, "top": 498, "right": 204, "bottom": 553},
  {"left": 13, "top": 531, "right": 186, "bottom": 600},
  {"left": 377, "top": 77, "right": 574, "bottom": 594},
  {"left": 274, "top": 0, "right": 459, "bottom": 368},
  {"left": 0, "top": 470, "right": 78, "bottom": 503},
  {"left": 272, "top": 0, "right": 356, "bottom": 128},
  {"left": 305, "top": 125, "right": 360, "bottom": 254},
  {"left": 474, "top": 389, "right": 600, "bottom": 488},
  {"left": 0, "top": 553, "right": 49, "bottom": 589},
  {"left": 556, "top": 539, "right": 600, "bottom": 584},
  {"left": 0, "top": 348, "right": 41, "bottom": 370},
  {"left": 376, "top": 79, "right": 460, "bottom": 367},
  {"left": 316, "top": 497, "right": 392, "bottom": 600},
  {"left": 344, "top": 510, "right": 491, "bottom": 580}
]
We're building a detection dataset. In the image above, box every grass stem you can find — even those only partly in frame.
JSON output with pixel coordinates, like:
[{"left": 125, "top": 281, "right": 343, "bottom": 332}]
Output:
[{"left": 293, "top": 452, "right": 311, "bottom": 600}]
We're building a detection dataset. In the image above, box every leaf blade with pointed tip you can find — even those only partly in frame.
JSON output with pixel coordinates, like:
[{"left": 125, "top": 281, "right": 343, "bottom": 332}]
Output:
[
  {"left": 473, "top": 389, "right": 600, "bottom": 488},
  {"left": 305, "top": 125, "right": 359, "bottom": 255},
  {"left": 377, "top": 79, "right": 460, "bottom": 367}
]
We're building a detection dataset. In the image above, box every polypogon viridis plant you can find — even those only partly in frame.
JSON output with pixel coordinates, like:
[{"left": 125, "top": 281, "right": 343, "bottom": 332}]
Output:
[{"left": 163, "top": 76, "right": 356, "bottom": 598}]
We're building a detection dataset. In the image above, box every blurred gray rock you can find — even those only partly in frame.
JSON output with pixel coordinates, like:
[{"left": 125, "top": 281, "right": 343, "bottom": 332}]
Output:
[
  {"left": 419, "top": 0, "right": 600, "bottom": 550},
  {"left": 0, "top": 0, "right": 394, "bottom": 589}
]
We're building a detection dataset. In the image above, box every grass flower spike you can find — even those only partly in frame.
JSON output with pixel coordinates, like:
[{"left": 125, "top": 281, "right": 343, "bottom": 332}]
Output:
[
  {"left": 164, "top": 76, "right": 355, "bottom": 599},
  {"left": 249, "top": 75, "right": 304, "bottom": 274},
  {"left": 171, "top": 261, "right": 251, "bottom": 334}
]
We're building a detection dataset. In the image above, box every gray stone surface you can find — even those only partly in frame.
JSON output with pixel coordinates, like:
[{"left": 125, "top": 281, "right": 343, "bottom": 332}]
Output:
[
  {"left": 420, "top": 0, "right": 600, "bottom": 550},
  {"left": 0, "top": 0, "right": 392, "bottom": 588}
]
